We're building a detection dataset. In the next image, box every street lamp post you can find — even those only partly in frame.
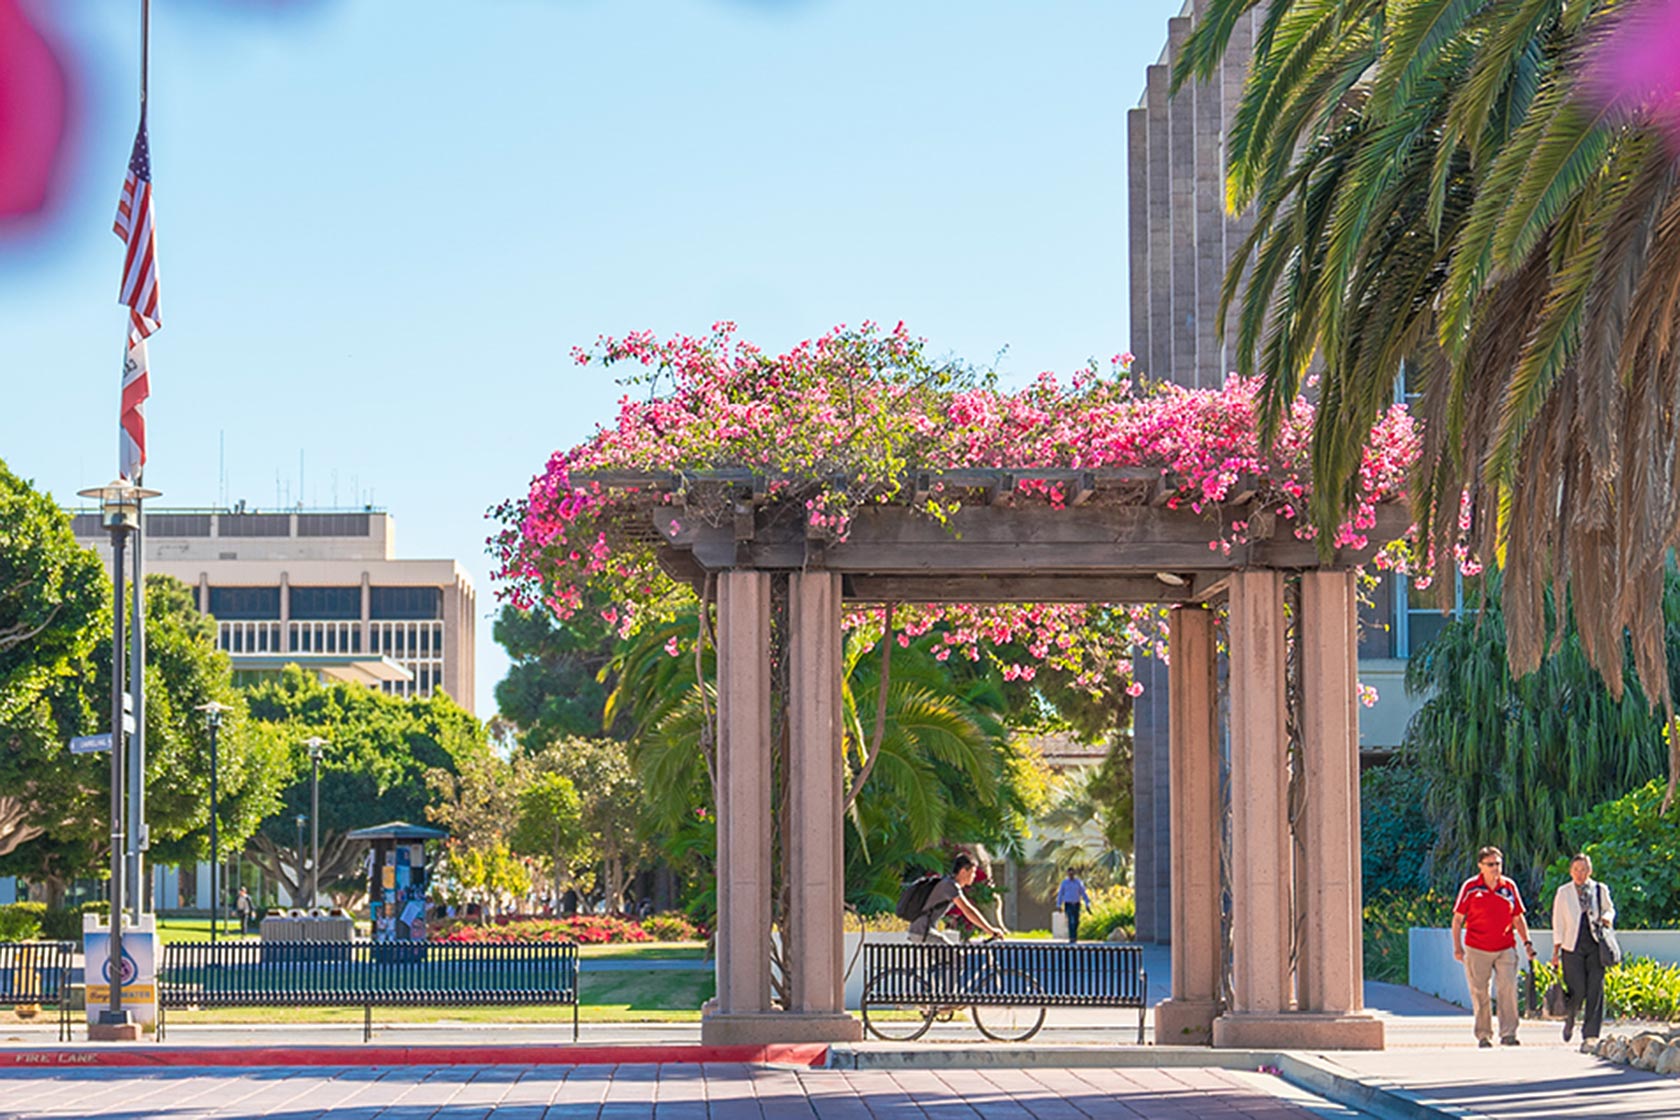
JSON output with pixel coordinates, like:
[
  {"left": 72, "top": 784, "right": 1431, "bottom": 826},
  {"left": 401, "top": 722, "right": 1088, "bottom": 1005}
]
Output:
[
  {"left": 194, "top": 702, "right": 231, "bottom": 943},
  {"left": 302, "top": 737, "right": 328, "bottom": 909},
  {"left": 294, "top": 814, "right": 307, "bottom": 906},
  {"left": 76, "top": 479, "right": 160, "bottom": 1036}
]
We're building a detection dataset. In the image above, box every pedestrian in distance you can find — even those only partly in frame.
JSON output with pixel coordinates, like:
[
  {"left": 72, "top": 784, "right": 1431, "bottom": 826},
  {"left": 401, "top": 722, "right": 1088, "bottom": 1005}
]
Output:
[
  {"left": 1453, "top": 845, "right": 1539, "bottom": 1047},
  {"left": 234, "top": 886, "right": 254, "bottom": 935},
  {"left": 1056, "top": 868, "right": 1093, "bottom": 943},
  {"left": 907, "top": 852, "right": 1008, "bottom": 945},
  {"left": 1551, "top": 852, "right": 1617, "bottom": 1051}
]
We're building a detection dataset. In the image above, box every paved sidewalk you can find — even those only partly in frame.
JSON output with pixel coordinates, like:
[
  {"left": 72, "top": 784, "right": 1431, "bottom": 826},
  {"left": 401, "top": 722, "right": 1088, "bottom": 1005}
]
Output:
[
  {"left": 5, "top": 942, "right": 1675, "bottom": 1119},
  {"left": 1320, "top": 1046, "right": 1680, "bottom": 1120},
  {"left": 0, "top": 1061, "right": 1364, "bottom": 1120}
]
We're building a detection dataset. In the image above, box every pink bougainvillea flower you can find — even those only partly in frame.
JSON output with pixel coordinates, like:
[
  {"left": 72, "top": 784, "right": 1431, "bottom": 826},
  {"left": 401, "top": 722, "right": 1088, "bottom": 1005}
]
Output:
[
  {"left": 0, "top": 0, "right": 70, "bottom": 223},
  {"left": 1583, "top": 0, "right": 1680, "bottom": 149}
]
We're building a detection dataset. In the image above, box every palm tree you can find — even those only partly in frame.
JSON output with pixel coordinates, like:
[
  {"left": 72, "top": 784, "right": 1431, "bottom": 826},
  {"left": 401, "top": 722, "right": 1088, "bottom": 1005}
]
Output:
[
  {"left": 1179, "top": 1, "right": 1680, "bottom": 760},
  {"left": 1404, "top": 569, "right": 1676, "bottom": 896},
  {"left": 606, "top": 604, "right": 1024, "bottom": 911}
]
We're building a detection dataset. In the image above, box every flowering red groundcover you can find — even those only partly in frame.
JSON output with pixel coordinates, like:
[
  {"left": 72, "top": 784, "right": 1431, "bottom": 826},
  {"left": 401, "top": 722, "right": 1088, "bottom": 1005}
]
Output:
[{"left": 435, "top": 916, "right": 653, "bottom": 945}]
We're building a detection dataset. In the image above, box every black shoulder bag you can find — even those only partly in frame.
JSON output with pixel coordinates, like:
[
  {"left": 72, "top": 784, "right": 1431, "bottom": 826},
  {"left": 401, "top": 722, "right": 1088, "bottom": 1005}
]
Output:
[{"left": 1597, "top": 882, "right": 1623, "bottom": 968}]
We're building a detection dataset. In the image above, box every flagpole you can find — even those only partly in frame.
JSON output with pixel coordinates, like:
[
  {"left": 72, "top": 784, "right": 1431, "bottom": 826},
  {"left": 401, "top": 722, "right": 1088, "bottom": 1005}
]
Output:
[{"left": 127, "top": 0, "right": 152, "bottom": 930}]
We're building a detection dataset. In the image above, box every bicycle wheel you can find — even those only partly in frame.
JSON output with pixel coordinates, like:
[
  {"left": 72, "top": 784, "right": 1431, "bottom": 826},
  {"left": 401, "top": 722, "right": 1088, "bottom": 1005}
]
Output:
[
  {"left": 969, "top": 968, "right": 1047, "bottom": 1043},
  {"left": 863, "top": 968, "right": 936, "bottom": 1042}
]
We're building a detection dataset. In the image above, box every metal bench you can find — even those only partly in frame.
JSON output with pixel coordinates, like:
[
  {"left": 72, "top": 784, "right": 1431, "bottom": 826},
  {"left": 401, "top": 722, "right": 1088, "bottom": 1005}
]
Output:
[
  {"left": 861, "top": 940, "right": 1147, "bottom": 1043},
  {"left": 159, "top": 940, "right": 579, "bottom": 1041},
  {"left": 0, "top": 941, "right": 76, "bottom": 1041}
]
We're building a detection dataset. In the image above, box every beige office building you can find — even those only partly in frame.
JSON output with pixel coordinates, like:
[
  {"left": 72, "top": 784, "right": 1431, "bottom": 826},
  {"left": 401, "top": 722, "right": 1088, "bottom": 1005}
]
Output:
[{"left": 71, "top": 508, "right": 476, "bottom": 714}]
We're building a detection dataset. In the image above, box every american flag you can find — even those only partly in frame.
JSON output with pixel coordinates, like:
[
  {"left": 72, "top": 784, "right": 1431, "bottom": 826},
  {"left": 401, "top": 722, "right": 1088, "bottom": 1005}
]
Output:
[{"left": 114, "top": 116, "right": 159, "bottom": 480}]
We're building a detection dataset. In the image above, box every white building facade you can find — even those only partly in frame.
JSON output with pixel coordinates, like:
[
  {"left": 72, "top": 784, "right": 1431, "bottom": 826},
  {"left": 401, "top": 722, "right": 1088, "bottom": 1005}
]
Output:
[{"left": 71, "top": 507, "right": 476, "bottom": 713}]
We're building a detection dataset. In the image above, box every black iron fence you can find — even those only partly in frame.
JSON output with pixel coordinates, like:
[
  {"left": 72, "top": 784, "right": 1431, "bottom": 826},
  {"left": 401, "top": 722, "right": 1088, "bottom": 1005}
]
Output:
[
  {"left": 0, "top": 941, "right": 76, "bottom": 1041},
  {"left": 159, "top": 939, "right": 580, "bottom": 1040}
]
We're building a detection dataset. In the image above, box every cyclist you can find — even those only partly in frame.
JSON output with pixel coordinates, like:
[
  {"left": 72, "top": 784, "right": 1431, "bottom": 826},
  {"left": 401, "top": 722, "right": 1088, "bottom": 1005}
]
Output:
[{"left": 908, "top": 852, "right": 1007, "bottom": 944}]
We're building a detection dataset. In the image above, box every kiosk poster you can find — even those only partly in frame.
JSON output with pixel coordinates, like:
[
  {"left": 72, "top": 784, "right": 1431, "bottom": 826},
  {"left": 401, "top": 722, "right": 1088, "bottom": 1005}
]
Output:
[{"left": 83, "top": 913, "right": 157, "bottom": 1030}]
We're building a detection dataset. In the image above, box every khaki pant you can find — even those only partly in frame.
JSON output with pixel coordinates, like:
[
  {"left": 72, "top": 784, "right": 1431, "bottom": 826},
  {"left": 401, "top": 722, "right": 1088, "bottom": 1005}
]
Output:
[{"left": 1464, "top": 945, "right": 1520, "bottom": 1042}]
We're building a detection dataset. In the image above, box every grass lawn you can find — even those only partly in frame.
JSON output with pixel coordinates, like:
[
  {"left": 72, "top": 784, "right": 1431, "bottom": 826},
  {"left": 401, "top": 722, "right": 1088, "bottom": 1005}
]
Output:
[
  {"left": 153, "top": 968, "right": 715, "bottom": 1025},
  {"left": 578, "top": 942, "right": 706, "bottom": 961}
]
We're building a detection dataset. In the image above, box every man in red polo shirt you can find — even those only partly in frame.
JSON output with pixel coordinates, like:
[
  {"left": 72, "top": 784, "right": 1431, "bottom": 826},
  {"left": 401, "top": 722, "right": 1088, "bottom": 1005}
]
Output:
[{"left": 1453, "top": 845, "right": 1538, "bottom": 1047}]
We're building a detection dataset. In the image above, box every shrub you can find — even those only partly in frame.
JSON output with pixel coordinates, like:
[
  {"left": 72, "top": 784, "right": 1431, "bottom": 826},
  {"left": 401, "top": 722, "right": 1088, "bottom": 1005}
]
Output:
[
  {"left": 844, "top": 911, "right": 909, "bottom": 933},
  {"left": 1531, "top": 955, "right": 1680, "bottom": 1022},
  {"left": 0, "top": 903, "right": 46, "bottom": 941},
  {"left": 1541, "top": 780, "right": 1680, "bottom": 930},
  {"left": 640, "top": 913, "right": 699, "bottom": 941},
  {"left": 39, "top": 907, "right": 94, "bottom": 943},
  {"left": 1079, "top": 886, "right": 1135, "bottom": 941},
  {"left": 1361, "top": 762, "right": 1435, "bottom": 896},
  {"left": 1363, "top": 889, "right": 1453, "bottom": 983},
  {"left": 434, "top": 915, "right": 652, "bottom": 944}
]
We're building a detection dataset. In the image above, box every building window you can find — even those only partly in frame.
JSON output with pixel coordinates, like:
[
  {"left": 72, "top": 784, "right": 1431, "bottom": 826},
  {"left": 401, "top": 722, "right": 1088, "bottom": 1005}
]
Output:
[
  {"left": 207, "top": 586, "right": 281, "bottom": 620},
  {"left": 370, "top": 586, "right": 441, "bottom": 620},
  {"left": 289, "top": 586, "right": 361, "bottom": 620},
  {"left": 1398, "top": 572, "right": 1480, "bottom": 657},
  {"left": 145, "top": 514, "right": 212, "bottom": 537},
  {"left": 71, "top": 514, "right": 103, "bottom": 537},
  {"left": 1357, "top": 574, "right": 1397, "bottom": 659},
  {"left": 218, "top": 513, "right": 291, "bottom": 538},
  {"left": 297, "top": 513, "right": 370, "bottom": 537}
]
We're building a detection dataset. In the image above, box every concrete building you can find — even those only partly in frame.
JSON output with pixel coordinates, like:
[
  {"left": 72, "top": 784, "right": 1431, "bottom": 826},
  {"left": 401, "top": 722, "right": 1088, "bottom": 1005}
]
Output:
[
  {"left": 70, "top": 506, "right": 477, "bottom": 713},
  {"left": 1126, "top": 3, "right": 1438, "bottom": 943}
]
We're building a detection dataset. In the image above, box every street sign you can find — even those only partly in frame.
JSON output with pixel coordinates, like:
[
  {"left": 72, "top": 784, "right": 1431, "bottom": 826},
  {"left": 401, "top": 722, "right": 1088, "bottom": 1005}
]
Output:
[{"left": 69, "top": 733, "right": 113, "bottom": 754}]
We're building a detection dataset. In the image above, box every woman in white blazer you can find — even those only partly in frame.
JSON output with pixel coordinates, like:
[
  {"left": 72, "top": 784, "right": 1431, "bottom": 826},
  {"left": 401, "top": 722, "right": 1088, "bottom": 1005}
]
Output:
[{"left": 1551, "top": 853, "right": 1616, "bottom": 1048}]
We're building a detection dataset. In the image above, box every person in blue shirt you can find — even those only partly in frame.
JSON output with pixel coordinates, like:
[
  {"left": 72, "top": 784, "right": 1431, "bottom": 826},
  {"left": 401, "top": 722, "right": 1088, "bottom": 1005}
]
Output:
[{"left": 1056, "top": 868, "right": 1093, "bottom": 943}]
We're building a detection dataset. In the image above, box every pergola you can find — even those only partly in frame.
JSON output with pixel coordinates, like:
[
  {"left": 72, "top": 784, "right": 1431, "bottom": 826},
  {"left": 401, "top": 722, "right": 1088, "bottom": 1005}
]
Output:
[{"left": 593, "top": 467, "right": 1404, "bottom": 1050}]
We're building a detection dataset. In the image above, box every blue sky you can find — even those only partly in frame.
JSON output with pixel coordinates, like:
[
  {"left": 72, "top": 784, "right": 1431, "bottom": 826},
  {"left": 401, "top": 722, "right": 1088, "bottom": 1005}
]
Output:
[{"left": 1, "top": 0, "right": 1186, "bottom": 717}]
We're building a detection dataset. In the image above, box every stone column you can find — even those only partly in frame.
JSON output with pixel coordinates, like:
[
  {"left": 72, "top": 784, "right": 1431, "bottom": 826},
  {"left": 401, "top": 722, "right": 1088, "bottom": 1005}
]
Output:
[
  {"left": 1213, "top": 571, "right": 1291, "bottom": 1046},
  {"left": 783, "top": 572, "right": 862, "bottom": 1041},
  {"left": 703, "top": 571, "right": 774, "bottom": 1042},
  {"left": 1299, "top": 571, "right": 1384, "bottom": 1045},
  {"left": 1155, "top": 605, "right": 1221, "bottom": 1043},
  {"left": 1214, "top": 571, "right": 1384, "bottom": 1050}
]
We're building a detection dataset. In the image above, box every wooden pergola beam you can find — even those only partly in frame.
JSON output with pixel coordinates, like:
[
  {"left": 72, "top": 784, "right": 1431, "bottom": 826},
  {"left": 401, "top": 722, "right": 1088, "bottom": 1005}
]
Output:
[{"left": 652, "top": 501, "right": 1408, "bottom": 579}]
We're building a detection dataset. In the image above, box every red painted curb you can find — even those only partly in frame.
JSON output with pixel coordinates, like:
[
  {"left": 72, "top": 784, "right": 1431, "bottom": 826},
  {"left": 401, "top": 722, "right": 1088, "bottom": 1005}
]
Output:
[{"left": 0, "top": 1042, "right": 829, "bottom": 1069}]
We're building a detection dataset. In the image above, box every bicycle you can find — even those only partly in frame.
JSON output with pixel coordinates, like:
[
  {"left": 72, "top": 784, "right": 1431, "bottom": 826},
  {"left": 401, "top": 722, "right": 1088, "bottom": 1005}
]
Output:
[{"left": 861, "top": 937, "right": 1047, "bottom": 1042}]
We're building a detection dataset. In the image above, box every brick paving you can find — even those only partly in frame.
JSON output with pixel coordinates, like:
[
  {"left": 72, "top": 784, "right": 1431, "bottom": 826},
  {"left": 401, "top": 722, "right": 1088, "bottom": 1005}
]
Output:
[{"left": 0, "top": 1063, "right": 1359, "bottom": 1120}]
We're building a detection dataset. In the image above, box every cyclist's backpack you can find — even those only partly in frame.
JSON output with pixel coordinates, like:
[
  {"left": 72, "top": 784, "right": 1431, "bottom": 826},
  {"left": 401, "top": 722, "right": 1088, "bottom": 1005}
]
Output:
[{"left": 895, "top": 873, "right": 943, "bottom": 921}]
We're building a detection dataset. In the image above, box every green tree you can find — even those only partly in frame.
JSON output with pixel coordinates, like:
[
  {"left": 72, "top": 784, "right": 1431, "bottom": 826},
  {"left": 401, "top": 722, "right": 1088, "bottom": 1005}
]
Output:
[
  {"left": 440, "top": 838, "right": 533, "bottom": 915},
  {"left": 242, "top": 668, "right": 488, "bottom": 904},
  {"left": 1403, "top": 571, "right": 1674, "bottom": 897},
  {"left": 510, "top": 771, "right": 585, "bottom": 901},
  {"left": 522, "top": 737, "right": 644, "bottom": 909},
  {"left": 426, "top": 746, "right": 520, "bottom": 856},
  {"left": 1547, "top": 779, "right": 1680, "bottom": 929},
  {"left": 493, "top": 601, "right": 623, "bottom": 746},
  {"left": 1180, "top": 1, "right": 1680, "bottom": 721},
  {"left": 0, "top": 461, "right": 106, "bottom": 863},
  {"left": 131, "top": 577, "right": 287, "bottom": 871},
  {"left": 1360, "top": 760, "right": 1435, "bottom": 898},
  {"left": 0, "top": 569, "right": 285, "bottom": 902},
  {"left": 1022, "top": 765, "right": 1128, "bottom": 902}
]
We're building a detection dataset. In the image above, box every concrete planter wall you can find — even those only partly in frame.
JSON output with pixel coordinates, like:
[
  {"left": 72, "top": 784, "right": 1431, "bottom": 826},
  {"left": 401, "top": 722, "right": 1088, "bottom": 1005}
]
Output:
[{"left": 1409, "top": 927, "right": 1680, "bottom": 1007}]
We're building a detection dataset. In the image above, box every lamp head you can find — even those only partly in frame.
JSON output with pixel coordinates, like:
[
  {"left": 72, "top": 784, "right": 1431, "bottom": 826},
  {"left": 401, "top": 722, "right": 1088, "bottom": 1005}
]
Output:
[
  {"left": 194, "top": 700, "right": 232, "bottom": 728},
  {"left": 76, "top": 479, "right": 162, "bottom": 532},
  {"left": 302, "top": 735, "right": 329, "bottom": 761}
]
